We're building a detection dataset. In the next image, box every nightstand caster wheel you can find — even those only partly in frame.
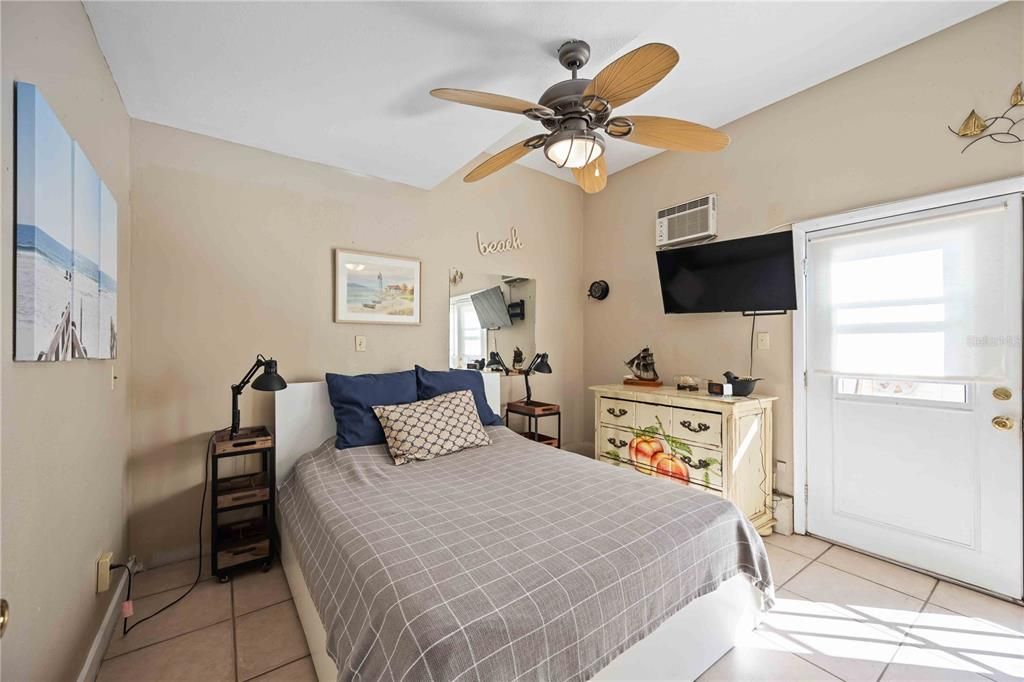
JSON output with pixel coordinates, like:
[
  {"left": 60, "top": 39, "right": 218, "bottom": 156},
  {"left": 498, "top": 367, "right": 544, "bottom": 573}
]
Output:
[
  {"left": 217, "top": 573, "right": 231, "bottom": 583},
  {"left": 260, "top": 561, "right": 272, "bottom": 573}
]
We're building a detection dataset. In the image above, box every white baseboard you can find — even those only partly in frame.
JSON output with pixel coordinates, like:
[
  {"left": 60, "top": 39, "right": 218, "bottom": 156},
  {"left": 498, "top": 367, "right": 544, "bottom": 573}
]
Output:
[{"left": 77, "top": 558, "right": 135, "bottom": 682}]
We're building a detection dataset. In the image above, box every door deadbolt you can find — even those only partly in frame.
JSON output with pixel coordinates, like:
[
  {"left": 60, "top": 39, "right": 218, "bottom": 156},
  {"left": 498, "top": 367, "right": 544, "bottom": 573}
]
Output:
[
  {"left": 992, "top": 416, "right": 1015, "bottom": 431},
  {"left": 993, "top": 387, "right": 1013, "bottom": 401},
  {"left": 0, "top": 599, "right": 9, "bottom": 638}
]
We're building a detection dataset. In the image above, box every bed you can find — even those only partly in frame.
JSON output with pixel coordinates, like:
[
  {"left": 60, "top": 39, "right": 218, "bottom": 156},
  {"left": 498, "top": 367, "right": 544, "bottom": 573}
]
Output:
[{"left": 275, "top": 381, "right": 773, "bottom": 682}]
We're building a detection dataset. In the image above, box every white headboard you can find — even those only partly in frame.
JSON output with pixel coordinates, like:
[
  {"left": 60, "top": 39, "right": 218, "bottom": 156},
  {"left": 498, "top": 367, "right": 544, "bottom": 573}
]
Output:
[
  {"left": 274, "top": 373, "right": 502, "bottom": 482},
  {"left": 274, "top": 382, "right": 335, "bottom": 484}
]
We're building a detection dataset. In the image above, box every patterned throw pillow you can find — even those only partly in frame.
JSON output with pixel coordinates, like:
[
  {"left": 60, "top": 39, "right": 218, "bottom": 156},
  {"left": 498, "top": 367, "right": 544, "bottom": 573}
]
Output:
[{"left": 373, "top": 390, "right": 492, "bottom": 465}]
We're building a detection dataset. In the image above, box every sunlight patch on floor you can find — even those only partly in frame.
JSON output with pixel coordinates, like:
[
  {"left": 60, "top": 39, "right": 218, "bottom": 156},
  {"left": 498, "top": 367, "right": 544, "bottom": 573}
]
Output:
[{"left": 734, "top": 596, "right": 1024, "bottom": 679}]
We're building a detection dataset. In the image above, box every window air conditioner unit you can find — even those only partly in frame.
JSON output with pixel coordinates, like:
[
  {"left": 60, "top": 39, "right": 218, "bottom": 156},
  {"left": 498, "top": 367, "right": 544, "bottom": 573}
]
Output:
[{"left": 655, "top": 193, "right": 717, "bottom": 248}]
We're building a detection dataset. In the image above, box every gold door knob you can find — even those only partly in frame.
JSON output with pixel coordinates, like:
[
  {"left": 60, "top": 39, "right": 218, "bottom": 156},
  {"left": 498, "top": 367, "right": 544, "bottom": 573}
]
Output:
[
  {"left": 992, "top": 416, "right": 1015, "bottom": 431},
  {"left": 0, "top": 599, "right": 9, "bottom": 638}
]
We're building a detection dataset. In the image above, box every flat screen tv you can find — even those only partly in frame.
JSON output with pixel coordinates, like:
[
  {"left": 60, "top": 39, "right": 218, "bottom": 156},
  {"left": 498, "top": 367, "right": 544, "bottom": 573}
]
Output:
[
  {"left": 471, "top": 286, "right": 513, "bottom": 329},
  {"left": 656, "top": 232, "right": 797, "bottom": 314}
]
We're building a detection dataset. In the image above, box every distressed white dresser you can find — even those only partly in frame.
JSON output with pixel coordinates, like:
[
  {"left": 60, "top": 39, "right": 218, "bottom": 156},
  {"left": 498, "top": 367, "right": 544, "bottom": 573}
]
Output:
[{"left": 590, "top": 384, "right": 776, "bottom": 536}]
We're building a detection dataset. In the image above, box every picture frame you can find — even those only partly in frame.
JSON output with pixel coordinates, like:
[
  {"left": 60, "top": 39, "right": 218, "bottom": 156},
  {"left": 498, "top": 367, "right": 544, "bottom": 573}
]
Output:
[
  {"left": 334, "top": 249, "right": 421, "bottom": 325},
  {"left": 14, "top": 81, "right": 118, "bottom": 362}
]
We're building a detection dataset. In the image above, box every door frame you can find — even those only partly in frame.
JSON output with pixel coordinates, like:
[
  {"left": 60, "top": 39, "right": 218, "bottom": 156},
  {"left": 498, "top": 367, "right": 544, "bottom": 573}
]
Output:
[{"left": 791, "top": 175, "right": 1024, "bottom": 535}]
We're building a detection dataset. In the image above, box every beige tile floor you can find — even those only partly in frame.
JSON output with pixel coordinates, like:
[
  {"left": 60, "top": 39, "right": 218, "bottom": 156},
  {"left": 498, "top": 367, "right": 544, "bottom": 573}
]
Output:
[
  {"left": 700, "top": 534, "right": 1024, "bottom": 681},
  {"left": 98, "top": 535, "right": 1024, "bottom": 681},
  {"left": 98, "top": 560, "right": 314, "bottom": 682}
]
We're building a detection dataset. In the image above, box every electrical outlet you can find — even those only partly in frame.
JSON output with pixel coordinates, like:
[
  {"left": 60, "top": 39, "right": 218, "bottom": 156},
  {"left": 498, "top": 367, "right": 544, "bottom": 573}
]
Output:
[
  {"left": 97, "top": 552, "right": 113, "bottom": 593},
  {"left": 355, "top": 335, "right": 367, "bottom": 352},
  {"left": 756, "top": 332, "right": 770, "bottom": 350}
]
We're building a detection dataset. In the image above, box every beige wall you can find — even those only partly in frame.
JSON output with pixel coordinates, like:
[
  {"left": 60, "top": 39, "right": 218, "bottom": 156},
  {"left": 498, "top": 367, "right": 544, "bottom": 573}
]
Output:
[
  {"left": 2, "top": 6, "right": 1015, "bottom": 652},
  {"left": 127, "top": 2, "right": 1022, "bottom": 563},
  {"left": 128, "top": 120, "right": 584, "bottom": 565},
  {"left": 581, "top": 3, "right": 1024, "bottom": 495},
  {"left": 1, "top": 2, "right": 133, "bottom": 680}
]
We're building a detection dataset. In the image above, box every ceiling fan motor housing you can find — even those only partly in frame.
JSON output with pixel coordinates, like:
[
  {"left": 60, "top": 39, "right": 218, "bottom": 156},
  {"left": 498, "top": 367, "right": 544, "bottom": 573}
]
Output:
[{"left": 538, "top": 79, "right": 611, "bottom": 131}]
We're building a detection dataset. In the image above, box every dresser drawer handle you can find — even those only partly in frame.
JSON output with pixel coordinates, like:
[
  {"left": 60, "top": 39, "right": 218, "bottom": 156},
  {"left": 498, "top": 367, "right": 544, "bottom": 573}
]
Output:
[
  {"left": 605, "top": 407, "right": 629, "bottom": 418},
  {"left": 680, "top": 420, "right": 711, "bottom": 434},
  {"left": 606, "top": 437, "right": 629, "bottom": 449},
  {"left": 230, "top": 491, "right": 262, "bottom": 501}
]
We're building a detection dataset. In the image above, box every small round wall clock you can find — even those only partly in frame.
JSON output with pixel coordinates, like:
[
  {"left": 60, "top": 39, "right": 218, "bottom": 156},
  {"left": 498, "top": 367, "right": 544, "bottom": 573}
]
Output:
[{"left": 587, "top": 280, "right": 610, "bottom": 300}]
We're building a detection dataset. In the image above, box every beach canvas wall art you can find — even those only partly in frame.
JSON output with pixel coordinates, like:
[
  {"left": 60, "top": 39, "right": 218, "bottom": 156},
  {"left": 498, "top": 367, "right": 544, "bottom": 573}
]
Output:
[
  {"left": 15, "top": 82, "right": 118, "bottom": 361},
  {"left": 335, "top": 250, "right": 420, "bottom": 325}
]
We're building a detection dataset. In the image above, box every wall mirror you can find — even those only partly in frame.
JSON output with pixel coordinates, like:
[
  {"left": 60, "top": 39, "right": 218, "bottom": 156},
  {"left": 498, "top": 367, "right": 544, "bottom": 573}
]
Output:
[{"left": 449, "top": 269, "right": 536, "bottom": 373}]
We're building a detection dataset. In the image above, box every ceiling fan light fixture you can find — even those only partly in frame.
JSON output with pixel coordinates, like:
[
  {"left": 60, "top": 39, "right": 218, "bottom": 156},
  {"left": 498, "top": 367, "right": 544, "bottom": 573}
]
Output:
[{"left": 544, "top": 130, "right": 605, "bottom": 169}]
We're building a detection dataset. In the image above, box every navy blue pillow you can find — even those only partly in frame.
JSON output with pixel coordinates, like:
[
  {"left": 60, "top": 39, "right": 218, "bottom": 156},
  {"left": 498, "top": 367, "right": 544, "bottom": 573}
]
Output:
[
  {"left": 415, "top": 365, "right": 503, "bottom": 426},
  {"left": 325, "top": 370, "right": 417, "bottom": 449}
]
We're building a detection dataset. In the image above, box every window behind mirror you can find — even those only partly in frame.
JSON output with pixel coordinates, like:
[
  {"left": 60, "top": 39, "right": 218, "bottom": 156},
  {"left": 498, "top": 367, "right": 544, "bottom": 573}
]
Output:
[{"left": 450, "top": 295, "right": 487, "bottom": 368}]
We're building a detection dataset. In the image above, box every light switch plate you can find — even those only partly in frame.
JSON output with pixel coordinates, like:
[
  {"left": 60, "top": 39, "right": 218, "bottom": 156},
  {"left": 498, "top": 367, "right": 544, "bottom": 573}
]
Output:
[
  {"left": 355, "top": 335, "right": 367, "bottom": 352},
  {"left": 756, "top": 332, "right": 770, "bottom": 350}
]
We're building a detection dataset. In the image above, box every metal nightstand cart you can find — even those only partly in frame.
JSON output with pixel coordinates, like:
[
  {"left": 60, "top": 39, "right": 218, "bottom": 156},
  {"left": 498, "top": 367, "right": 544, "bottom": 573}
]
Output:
[
  {"left": 211, "top": 426, "right": 276, "bottom": 582},
  {"left": 506, "top": 400, "right": 561, "bottom": 447}
]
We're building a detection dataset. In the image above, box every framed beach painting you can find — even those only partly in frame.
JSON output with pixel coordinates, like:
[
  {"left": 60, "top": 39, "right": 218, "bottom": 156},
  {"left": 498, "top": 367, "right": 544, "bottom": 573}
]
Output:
[
  {"left": 14, "top": 81, "right": 118, "bottom": 361},
  {"left": 334, "top": 249, "right": 421, "bottom": 325}
]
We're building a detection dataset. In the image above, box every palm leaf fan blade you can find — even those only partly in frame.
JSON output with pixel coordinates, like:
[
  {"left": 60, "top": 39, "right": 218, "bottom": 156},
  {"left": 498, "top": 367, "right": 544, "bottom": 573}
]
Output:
[
  {"left": 622, "top": 116, "right": 730, "bottom": 152},
  {"left": 464, "top": 138, "right": 537, "bottom": 183},
  {"left": 430, "top": 88, "right": 553, "bottom": 118},
  {"left": 571, "top": 156, "right": 607, "bottom": 194},
  {"left": 583, "top": 43, "right": 679, "bottom": 110}
]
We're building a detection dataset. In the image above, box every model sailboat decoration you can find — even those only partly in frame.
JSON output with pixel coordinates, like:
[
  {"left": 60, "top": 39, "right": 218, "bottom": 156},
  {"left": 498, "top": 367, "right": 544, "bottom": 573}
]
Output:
[{"left": 624, "top": 346, "right": 662, "bottom": 387}]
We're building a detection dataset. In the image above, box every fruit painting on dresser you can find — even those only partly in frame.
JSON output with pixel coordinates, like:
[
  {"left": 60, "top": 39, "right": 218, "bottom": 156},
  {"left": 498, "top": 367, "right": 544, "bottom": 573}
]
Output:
[{"left": 604, "top": 417, "right": 721, "bottom": 488}]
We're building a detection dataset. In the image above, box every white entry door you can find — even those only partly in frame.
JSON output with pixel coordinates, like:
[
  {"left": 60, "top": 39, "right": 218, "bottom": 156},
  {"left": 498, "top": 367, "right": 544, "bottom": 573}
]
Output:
[{"left": 805, "top": 194, "right": 1024, "bottom": 599}]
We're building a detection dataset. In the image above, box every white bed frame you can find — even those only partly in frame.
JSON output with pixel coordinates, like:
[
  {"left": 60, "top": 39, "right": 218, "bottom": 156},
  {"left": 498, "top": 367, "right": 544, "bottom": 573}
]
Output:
[{"left": 275, "top": 381, "right": 765, "bottom": 681}]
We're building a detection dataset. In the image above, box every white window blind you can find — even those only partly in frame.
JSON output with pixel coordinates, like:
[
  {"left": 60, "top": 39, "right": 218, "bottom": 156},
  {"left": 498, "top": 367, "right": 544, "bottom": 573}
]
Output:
[{"left": 806, "top": 195, "right": 1021, "bottom": 382}]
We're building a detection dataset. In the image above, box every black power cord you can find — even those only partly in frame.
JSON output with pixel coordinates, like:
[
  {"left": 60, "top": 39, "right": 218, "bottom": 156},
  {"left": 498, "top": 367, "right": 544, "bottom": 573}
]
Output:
[
  {"left": 112, "top": 431, "right": 218, "bottom": 636},
  {"left": 749, "top": 313, "right": 757, "bottom": 377}
]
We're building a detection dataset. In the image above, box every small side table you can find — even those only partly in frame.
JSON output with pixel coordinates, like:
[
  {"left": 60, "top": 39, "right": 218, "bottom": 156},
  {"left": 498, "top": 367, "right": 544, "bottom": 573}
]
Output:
[
  {"left": 506, "top": 400, "right": 561, "bottom": 448},
  {"left": 211, "top": 426, "right": 276, "bottom": 582}
]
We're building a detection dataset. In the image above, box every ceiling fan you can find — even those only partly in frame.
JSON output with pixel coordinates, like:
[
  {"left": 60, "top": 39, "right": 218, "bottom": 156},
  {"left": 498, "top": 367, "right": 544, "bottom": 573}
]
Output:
[{"left": 431, "top": 40, "right": 730, "bottom": 193}]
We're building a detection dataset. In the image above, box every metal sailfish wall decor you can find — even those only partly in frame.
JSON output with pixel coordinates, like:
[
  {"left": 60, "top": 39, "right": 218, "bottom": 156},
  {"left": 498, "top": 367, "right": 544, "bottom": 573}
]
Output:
[{"left": 949, "top": 82, "right": 1023, "bottom": 153}]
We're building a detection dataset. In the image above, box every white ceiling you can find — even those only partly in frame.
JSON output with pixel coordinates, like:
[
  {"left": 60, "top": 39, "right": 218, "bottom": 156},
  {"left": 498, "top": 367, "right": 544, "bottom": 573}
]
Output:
[{"left": 85, "top": 1, "right": 997, "bottom": 190}]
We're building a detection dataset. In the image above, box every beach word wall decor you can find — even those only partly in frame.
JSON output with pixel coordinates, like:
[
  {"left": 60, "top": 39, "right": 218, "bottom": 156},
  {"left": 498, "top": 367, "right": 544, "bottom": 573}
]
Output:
[
  {"left": 15, "top": 82, "right": 119, "bottom": 362},
  {"left": 477, "top": 226, "right": 524, "bottom": 256}
]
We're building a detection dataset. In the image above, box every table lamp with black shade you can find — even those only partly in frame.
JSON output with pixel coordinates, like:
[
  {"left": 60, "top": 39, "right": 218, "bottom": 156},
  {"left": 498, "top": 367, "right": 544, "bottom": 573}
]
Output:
[
  {"left": 485, "top": 351, "right": 510, "bottom": 375},
  {"left": 522, "top": 352, "right": 551, "bottom": 405},
  {"left": 231, "top": 354, "right": 287, "bottom": 438}
]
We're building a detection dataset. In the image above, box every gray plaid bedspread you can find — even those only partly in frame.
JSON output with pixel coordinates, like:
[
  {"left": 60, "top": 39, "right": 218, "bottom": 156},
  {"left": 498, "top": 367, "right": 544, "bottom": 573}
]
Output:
[{"left": 279, "top": 426, "right": 773, "bottom": 682}]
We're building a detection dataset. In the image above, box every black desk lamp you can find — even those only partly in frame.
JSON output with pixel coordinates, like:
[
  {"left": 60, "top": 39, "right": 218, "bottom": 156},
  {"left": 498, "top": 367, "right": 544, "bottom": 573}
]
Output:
[
  {"left": 231, "top": 354, "right": 287, "bottom": 438},
  {"left": 485, "top": 351, "right": 510, "bottom": 375},
  {"left": 523, "top": 352, "right": 551, "bottom": 405}
]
